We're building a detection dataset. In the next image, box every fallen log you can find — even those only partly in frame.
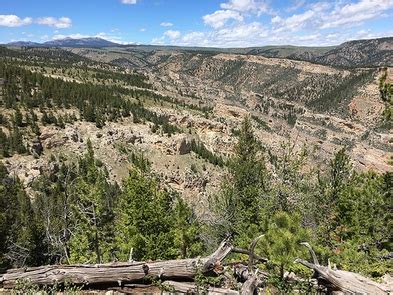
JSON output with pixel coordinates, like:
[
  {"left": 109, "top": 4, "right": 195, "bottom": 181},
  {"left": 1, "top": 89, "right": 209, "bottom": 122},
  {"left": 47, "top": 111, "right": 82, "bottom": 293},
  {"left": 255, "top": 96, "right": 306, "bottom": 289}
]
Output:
[
  {"left": 1, "top": 237, "right": 234, "bottom": 289},
  {"left": 162, "top": 280, "right": 240, "bottom": 294},
  {"left": 240, "top": 271, "right": 259, "bottom": 295},
  {"left": 296, "top": 243, "right": 391, "bottom": 295}
]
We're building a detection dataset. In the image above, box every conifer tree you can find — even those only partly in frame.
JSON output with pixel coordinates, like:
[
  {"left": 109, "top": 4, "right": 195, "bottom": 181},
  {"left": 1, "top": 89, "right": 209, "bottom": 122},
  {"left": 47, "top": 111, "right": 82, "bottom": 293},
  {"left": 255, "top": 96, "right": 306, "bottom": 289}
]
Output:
[
  {"left": 68, "top": 140, "right": 119, "bottom": 264},
  {"left": 212, "top": 117, "right": 267, "bottom": 246}
]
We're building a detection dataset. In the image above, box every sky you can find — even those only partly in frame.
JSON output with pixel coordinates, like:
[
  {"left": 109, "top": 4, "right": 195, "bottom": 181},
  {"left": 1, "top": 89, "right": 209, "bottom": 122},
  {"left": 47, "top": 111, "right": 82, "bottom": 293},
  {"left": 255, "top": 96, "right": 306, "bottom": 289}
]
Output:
[{"left": 0, "top": 0, "right": 393, "bottom": 47}]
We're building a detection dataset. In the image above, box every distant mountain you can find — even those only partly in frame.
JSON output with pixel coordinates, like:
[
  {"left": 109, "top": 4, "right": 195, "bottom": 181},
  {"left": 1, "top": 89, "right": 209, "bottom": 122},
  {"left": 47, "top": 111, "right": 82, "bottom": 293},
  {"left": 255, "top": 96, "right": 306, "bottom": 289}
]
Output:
[
  {"left": 4, "top": 36, "right": 392, "bottom": 67},
  {"left": 313, "top": 37, "right": 393, "bottom": 67},
  {"left": 6, "top": 37, "right": 120, "bottom": 48},
  {"left": 242, "top": 38, "right": 393, "bottom": 67},
  {"left": 43, "top": 37, "right": 120, "bottom": 47},
  {"left": 7, "top": 41, "right": 41, "bottom": 47}
]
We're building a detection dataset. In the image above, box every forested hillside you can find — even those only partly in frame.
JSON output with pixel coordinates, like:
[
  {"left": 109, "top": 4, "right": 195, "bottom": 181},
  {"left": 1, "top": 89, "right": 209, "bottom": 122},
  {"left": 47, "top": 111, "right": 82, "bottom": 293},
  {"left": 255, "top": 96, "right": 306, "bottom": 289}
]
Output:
[
  {"left": 0, "top": 118, "right": 391, "bottom": 293},
  {"left": 0, "top": 44, "right": 392, "bottom": 293}
]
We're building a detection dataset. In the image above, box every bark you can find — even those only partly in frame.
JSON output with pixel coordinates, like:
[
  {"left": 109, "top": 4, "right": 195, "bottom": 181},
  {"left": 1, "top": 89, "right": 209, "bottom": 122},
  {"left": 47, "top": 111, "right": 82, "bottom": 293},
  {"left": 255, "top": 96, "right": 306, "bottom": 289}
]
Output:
[
  {"left": 162, "top": 281, "right": 240, "bottom": 294},
  {"left": 296, "top": 259, "right": 391, "bottom": 294},
  {"left": 0, "top": 237, "right": 233, "bottom": 289},
  {"left": 231, "top": 248, "right": 268, "bottom": 263},
  {"left": 234, "top": 263, "right": 268, "bottom": 283},
  {"left": 296, "top": 242, "right": 391, "bottom": 294},
  {"left": 240, "top": 272, "right": 259, "bottom": 295}
]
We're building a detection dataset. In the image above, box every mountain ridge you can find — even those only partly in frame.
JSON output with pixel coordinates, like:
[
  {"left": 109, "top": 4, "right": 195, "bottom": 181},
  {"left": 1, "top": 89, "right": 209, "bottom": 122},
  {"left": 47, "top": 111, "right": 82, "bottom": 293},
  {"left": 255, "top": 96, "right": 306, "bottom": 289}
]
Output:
[{"left": 4, "top": 36, "right": 392, "bottom": 67}]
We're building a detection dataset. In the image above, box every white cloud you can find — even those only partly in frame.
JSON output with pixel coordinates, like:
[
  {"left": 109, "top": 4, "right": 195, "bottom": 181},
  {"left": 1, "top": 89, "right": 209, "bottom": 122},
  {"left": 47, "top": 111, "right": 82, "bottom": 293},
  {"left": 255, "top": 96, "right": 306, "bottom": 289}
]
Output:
[
  {"left": 52, "top": 33, "right": 89, "bottom": 40},
  {"left": 203, "top": 10, "right": 243, "bottom": 29},
  {"left": 0, "top": 15, "right": 32, "bottom": 27},
  {"left": 158, "top": 21, "right": 268, "bottom": 47},
  {"left": 164, "top": 30, "right": 181, "bottom": 40},
  {"left": 140, "top": 28, "right": 146, "bottom": 32},
  {"left": 287, "top": 0, "right": 305, "bottom": 12},
  {"left": 121, "top": 0, "right": 138, "bottom": 4},
  {"left": 0, "top": 15, "right": 72, "bottom": 29},
  {"left": 273, "top": 10, "right": 315, "bottom": 32},
  {"left": 160, "top": 22, "right": 173, "bottom": 27},
  {"left": 153, "top": 0, "right": 393, "bottom": 47},
  {"left": 271, "top": 0, "right": 393, "bottom": 33},
  {"left": 220, "top": 0, "right": 269, "bottom": 15},
  {"left": 320, "top": 0, "right": 393, "bottom": 28},
  {"left": 36, "top": 17, "right": 72, "bottom": 28}
]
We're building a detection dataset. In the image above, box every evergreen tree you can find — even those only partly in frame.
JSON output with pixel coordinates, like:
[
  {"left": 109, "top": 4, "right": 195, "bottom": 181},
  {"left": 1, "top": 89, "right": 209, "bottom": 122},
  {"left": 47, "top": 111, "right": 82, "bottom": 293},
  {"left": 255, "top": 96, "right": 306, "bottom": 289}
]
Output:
[
  {"left": 0, "top": 128, "right": 10, "bottom": 157},
  {"left": 0, "top": 163, "right": 46, "bottom": 268},
  {"left": 172, "top": 197, "right": 204, "bottom": 258},
  {"left": 14, "top": 108, "right": 23, "bottom": 127},
  {"left": 260, "top": 211, "right": 309, "bottom": 280},
  {"left": 115, "top": 169, "right": 177, "bottom": 261},
  {"left": 68, "top": 140, "right": 119, "bottom": 264},
  {"left": 10, "top": 126, "right": 26, "bottom": 154},
  {"left": 213, "top": 117, "right": 267, "bottom": 243}
]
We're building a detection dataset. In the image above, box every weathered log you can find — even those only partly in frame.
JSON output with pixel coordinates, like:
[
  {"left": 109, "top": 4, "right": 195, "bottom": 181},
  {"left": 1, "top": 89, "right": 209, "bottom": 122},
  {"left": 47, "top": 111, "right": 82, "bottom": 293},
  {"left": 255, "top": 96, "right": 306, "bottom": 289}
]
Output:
[
  {"left": 109, "top": 284, "right": 161, "bottom": 294},
  {"left": 240, "top": 271, "right": 260, "bottom": 295},
  {"left": 162, "top": 280, "right": 239, "bottom": 294},
  {"left": 234, "top": 263, "right": 268, "bottom": 283},
  {"left": 231, "top": 248, "right": 268, "bottom": 263},
  {"left": 296, "top": 242, "right": 391, "bottom": 295},
  {"left": 1, "top": 237, "right": 234, "bottom": 289}
]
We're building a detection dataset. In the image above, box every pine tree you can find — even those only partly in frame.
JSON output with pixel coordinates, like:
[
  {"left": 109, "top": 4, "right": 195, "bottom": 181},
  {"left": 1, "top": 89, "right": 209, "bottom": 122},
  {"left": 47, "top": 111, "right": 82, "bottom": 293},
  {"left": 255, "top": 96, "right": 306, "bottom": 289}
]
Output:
[
  {"left": 260, "top": 211, "right": 309, "bottom": 290},
  {"left": 115, "top": 169, "right": 177, "bottom": 261},
  {"left": 68, "top": 140, "right": 119, "bottom": 264},
  {"left": 14, "top": 108, "right": 23, "bottom": 127},
  {"left": 0, "top": 128, "right": 10, "bottom": 157},
  {"left": 0, "top": 163, "right": 46, "bottom": 268},
  {"left": 172, "top": 197, "right": 204, "bottom": 258},
  {"left": 213, "top": 117, "right": 267, "bottom": 243}
]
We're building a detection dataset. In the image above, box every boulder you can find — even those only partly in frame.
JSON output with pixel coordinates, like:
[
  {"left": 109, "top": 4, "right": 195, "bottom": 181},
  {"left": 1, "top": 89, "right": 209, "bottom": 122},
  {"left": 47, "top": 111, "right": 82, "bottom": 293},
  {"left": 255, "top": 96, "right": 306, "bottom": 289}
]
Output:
[
  {"left": 30, "top": 138, "right": 43, "bottom": 156},
  {"left": 65, "top": 127, "right": 79, "bottom": 142},
  {"left": 177, "top": 137, "right": 191, "bottom": 155}
]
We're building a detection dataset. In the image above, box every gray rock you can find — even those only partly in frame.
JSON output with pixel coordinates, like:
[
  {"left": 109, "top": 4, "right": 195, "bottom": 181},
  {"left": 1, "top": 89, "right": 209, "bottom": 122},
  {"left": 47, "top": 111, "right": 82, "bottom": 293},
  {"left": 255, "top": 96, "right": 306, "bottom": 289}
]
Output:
[{"left": 177, "top": 138, "right": 191, "bottom": 155}]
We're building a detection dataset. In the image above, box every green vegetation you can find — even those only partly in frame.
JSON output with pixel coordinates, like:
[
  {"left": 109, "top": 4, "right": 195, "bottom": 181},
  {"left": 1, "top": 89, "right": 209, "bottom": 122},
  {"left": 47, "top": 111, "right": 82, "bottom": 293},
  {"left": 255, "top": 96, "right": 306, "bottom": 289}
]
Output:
[
  {"left": 0, "top": 60, "right": 182, "bottom": 158},
  {"left": 0, "top": 142, "right": 203, "bottom": 267},
  {"left": 379, "top": 69, "right": 393, "bottom": 129},
  {"left": 306, "top": 69, "right": 375, "bottom": 113},
  {"left": 190, "top": 139, "right": 225, "bottom": 166},
  {"left": 0, "top": 112, "right": 391, "bottom": 290},
  {"left": 0, "top": 45, "right": 391, "bottom": 292},
  {"left": 210, "top": 117, "right": 391, "bottom": 286}
]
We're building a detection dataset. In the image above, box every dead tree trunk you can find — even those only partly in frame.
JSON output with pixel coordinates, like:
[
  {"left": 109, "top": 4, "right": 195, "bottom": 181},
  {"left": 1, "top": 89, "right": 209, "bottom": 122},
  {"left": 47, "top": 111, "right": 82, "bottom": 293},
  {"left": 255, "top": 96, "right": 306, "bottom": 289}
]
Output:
[
  {"left": 1, "top": 237, "right": 234, "bottom": 289},
  {"left": 162, "top": 281, "right": 240, "bottom": 294},
  {"left": 296, "top": 243, "right": 391, "bottom": 294}
]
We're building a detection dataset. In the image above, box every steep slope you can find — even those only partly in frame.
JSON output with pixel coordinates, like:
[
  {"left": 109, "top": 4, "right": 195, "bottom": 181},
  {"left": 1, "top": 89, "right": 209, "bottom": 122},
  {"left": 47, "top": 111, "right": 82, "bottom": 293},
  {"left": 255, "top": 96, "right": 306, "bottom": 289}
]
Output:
[
  {"left": 67, "top": 46, "right": 392, "bottom": 173},
  {"left": 0, "top": 45, "right": 391, "bottom": 212},
  {"left": 314, "top": 37, "right": 393, "bottom": 67}
]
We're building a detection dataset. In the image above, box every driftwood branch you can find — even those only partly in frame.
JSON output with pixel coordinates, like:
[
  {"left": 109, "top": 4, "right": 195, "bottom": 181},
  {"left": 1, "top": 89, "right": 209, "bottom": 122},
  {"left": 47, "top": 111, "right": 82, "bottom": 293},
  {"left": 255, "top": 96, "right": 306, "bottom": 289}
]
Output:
[{"left": 300, "top": 242, "right": 319, "bottom": 265}]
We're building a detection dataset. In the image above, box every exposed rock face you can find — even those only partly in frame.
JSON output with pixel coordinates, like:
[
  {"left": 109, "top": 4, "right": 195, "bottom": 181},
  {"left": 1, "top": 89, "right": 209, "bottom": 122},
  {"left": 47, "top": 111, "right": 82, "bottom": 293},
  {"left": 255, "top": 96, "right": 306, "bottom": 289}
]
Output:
[
  {"left": 177, "top": 137, "right": 191, "bottom": 155},
  {"left": 39, "top": 127, "right": 68, "bottom": 149},
  {"left": 65, "top": 126, "right": 80, "bottom": 142},
  {"left": 30, "top": 138, "right": 43, "bottom": 156}
]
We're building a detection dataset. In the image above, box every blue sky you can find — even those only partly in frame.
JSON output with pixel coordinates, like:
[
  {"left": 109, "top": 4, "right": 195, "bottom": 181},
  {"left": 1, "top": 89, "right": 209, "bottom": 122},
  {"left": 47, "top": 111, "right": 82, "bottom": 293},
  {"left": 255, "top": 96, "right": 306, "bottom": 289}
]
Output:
[{"left": 1, "top": 0, "right": 392, "bottom": 47}]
